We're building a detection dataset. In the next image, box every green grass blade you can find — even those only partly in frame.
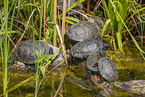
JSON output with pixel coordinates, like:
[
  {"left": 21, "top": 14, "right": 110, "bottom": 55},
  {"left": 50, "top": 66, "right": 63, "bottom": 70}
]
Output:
[
  {"left": 102, "top": 0, "right": 113, "bottom": 28},
  {"left": 116, "top": 32, "right": 123, "bottom": 51},
  {"left": 109, "top": 0, "right": 145, "bottom": 54},
  {"left": 125, "top": 7, "right": 145, "bottom": 24},
  {"left": 101, "top": 19, "right": 111, "bottom": 38}
]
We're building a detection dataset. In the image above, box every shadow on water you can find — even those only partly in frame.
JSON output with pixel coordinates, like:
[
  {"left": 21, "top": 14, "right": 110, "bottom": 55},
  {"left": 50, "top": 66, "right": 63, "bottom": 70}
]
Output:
[{"left": 0, "top": 41, "right": 145, "bottom": 97}]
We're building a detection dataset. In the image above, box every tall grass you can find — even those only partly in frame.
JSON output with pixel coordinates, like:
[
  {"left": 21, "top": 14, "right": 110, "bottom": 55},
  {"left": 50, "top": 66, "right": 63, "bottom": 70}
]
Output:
[
  {"left": 0, "top": 0, "right": 17, "bottom": 96},
  {"left": 0, "top": 0, "right": 69, "bottom": 96},
  {"left": 3, "top": 0, "right": 8, "bottom": 95},
  {"left": 103, "top": 0, "right": 145, "bottom": 54}
]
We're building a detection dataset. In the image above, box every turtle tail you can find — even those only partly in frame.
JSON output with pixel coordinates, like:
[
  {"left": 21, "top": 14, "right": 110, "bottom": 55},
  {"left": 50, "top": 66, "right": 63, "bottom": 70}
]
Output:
[{"left": 10, "top": 50, "right": 17, "bottom": 65}]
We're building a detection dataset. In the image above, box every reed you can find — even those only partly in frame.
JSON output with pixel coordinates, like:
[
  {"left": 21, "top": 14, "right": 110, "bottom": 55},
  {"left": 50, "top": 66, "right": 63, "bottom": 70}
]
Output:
[
  {"left": 103, "top": 0, "right": 145, "bottom": 54},
  {"left": 0, "top": 0, "right": 17, "bottom": 96}
]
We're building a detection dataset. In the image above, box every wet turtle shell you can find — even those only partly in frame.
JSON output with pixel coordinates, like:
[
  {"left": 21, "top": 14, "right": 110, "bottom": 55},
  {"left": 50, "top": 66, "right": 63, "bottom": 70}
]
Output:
[
  {"left": 70, "top": 38, "right": 110, "bottom": 59},
  {"left": 86, "top": 53, "right": 100, "bottom": 72},
  {"left": 98, "top": 57, "right": 118, "bottom": 82},
  {"left": 57, "top": 0, "right": 83, "bottom": 15},
  {"left": 65, "top": 21, "right": 101, "bottom": 42},
  {"left": 11, "top": 40, "right": 53, "bottom": 65}
]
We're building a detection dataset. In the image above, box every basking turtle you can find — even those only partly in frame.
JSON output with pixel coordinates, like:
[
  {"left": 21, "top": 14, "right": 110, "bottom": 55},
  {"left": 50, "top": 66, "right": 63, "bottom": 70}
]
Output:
[
  {"left": 85, "top": 49, "right": 118, "bottom": 83},
  {"left": 97, "top": 57, "right": 118, "bottom": 83},
  {"left": 85, "top": 49, "right": 106, "bottom": 79},
  {"left": 86, "top": 52, "right": 100, "bottom": 73},
  {"left": 11, "top": 40, "right": 53, "bottom": 65},
  {"left": 70, "top": 38, "right": 110, "bottom": 59},
  {"left": 65, "top": 21, "right": 101, "bottom": 42},
  {"left": 86, "top": 50, "right": 106, "bottom": 73}
]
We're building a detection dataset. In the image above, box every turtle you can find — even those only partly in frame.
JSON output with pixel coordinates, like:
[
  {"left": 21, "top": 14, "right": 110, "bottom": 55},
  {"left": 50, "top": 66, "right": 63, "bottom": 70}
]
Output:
[
  {"left": 70, "top": 38, "right": 110, "bottom": 59},
  {"left": 97, "top": 57, "right": 118, "bottom": 84},
  {"left": 57, "top": 0, "right": 83, "bottom": 19},
  {"left": 85, "top": 49, "right": 106, "bottom": 79},
  {"left": 86, "top": 50, "right": 106, "bottom": 73},
  {"left": 65, "top": 21, "right": 101, "bottom": 42},
  {"left": 11, "top": 40, "right": 53, "bottom": 65}
]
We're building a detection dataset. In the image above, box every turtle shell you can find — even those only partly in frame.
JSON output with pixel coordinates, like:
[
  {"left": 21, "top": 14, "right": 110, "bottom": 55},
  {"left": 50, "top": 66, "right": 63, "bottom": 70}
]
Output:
[
  {"left": 15, "top": 40, "right": 52, "bottom": 64},
  {"left": 65, "top": 21, "right": 100, "bottom": 42},
  {"left": 86, "top": 52, "right": 101, "bottom": 72},
  {"left": 98, "top": 57, "right": 118, "bottom": 81},
  {"left": 58, "top": 0, "right": 83, "bottom": 15},
  {"left": 70, "top": 38, "right": 109, "bottom": 58}
]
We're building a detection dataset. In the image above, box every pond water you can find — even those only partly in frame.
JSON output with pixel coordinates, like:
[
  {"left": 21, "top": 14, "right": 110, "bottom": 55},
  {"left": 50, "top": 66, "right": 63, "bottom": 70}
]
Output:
[{"left": 0, "top": 41, "right": 145, "bottom": 97}]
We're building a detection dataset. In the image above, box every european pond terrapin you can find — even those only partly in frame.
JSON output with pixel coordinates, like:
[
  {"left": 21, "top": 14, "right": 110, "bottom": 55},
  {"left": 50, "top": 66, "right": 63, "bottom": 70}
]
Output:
[{"left": 11, "top": 40, "right": 53, "bottom": 65}]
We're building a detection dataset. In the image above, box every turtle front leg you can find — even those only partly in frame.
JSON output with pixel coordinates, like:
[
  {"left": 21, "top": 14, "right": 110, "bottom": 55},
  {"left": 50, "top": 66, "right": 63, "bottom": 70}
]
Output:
[
  {"left": 85, "top": 71, "right": 92, "bottom": 79},
  {"left": 10, "top": 50, "right": 17, "bottom": 65}
]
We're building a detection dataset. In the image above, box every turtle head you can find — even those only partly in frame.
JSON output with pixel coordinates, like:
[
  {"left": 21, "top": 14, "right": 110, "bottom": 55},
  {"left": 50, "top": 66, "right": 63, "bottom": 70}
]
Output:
[{"left": 103, "top": 43, "right": 111, "bottom": 50}]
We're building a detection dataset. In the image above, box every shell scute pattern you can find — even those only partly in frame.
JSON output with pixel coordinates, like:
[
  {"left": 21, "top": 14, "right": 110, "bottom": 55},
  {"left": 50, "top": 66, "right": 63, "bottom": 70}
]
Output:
[
  {"left": 12, "top": 40, "right": 51, "bottom": 64},
  {"left": 86, "top": 52, "right": 101, "bottom": 72},
  {"left": 98, "top": 57, "right": 118, "bottom": 81},
  {"left": 65, "top": 21, "right": 100, "bottom": 42},
  {"left": 70, "top": 38, "right": 105, "bottom": 58},
  {"left": 81, "top": 40, "right": 102, "bottom": 53}
]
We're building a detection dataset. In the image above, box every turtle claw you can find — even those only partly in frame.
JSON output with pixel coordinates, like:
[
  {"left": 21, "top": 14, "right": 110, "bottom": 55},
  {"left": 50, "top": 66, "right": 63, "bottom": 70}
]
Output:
[{"left": 97, "top": 76, "right": 104, "bottom": 84}]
